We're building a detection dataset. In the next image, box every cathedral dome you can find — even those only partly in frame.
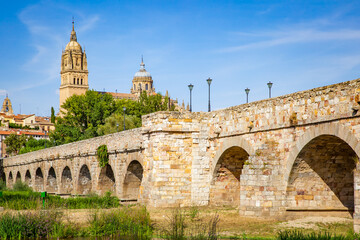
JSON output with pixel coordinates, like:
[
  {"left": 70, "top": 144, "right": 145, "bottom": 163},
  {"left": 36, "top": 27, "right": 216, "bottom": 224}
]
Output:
[
  {"left": 65, "top": 40, "right": 82, "bottom": 51},
  {"left": 134, "top": 61, "right": 151, "bottom": 78}
]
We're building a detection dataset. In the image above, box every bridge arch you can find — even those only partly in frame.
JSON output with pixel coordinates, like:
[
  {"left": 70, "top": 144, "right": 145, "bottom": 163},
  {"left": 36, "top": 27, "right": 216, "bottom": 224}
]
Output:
[
  {"left": 15, "top": 171, "right": 21, "bottom": 183},
  {"left": 210, "top": 146, "right": 250, "bottom": 206},
  {"left": 122, "top": 160, "right": 143, "bottom": 201},
  {"left": 25, "top": 170, "right": 31, "bottom": 187},
  {"left": 78, "top": 164, "right": 92, "bottom": 195},
  {"left": 61, "top": 166, "right": 73, "bottom": 194},
  {"left": 285, "top": 122, "right": 360, "bottom": 216},
  {"left": 98, "top": 164, "right": 115, "bottom": 195},
  {"left": 46, "top": 167, "right": 57, "bottom": 193},
  {"left": 35, "top": 167, "right": 44, "bottom": 192},
  {"left": 211, "top": 136, "right": 255, "bottom": 175},
  {"left": 209, "top": 136, "right": 255, "bottom": 206},
  {"left": 285, "top": 122, "right": 360, "bottom": 184},
  {"left": 8, "top": 171, "right": 13, "bottom": 188}
]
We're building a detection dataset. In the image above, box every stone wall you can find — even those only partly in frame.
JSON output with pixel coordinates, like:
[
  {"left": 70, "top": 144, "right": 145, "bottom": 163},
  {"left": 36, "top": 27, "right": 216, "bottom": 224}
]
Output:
[{"left": 4, "top": 78, "right": 360, "bottom": 230}]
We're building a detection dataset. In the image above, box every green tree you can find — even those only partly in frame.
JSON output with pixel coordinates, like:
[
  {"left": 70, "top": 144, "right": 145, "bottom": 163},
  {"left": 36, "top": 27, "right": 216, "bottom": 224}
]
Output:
[
  {"left": 18, "top": 137, "right": 53, "bottom": 154},
  {"left": 50, "top": 107, "right": 55, "bottom": 123},
  {"left": 97, "top": 113, "right": 138, "bottom": 135},
  {"left": 51, "top": 90, "right": 116, "bottom": 145},
  {"left": 4, "top": 134, "right": 27, "bottom": 156}
]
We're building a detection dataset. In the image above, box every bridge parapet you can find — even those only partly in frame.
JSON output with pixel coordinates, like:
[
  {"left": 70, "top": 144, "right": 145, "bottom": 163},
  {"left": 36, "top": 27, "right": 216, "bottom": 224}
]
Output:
[{"left": 4, "top": 128, "right": 142, "bottom": 168}]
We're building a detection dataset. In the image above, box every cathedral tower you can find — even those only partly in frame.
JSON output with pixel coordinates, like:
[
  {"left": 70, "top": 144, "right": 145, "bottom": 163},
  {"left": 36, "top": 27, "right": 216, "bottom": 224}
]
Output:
[
  {"left": 1, "top": 95, "right": 13, "bottom": 115},
  {"left": 131, "top": 57, "right": 155, "bottom": 96},
  {"left": 59, "top": 21, "right": 89, "bottom": 110}
]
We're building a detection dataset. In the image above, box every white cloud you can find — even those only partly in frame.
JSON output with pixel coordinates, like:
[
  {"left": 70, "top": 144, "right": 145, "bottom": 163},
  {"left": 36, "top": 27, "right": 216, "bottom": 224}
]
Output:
[{"left": 218, "top": 29, "right": 360, "bottom": 53}]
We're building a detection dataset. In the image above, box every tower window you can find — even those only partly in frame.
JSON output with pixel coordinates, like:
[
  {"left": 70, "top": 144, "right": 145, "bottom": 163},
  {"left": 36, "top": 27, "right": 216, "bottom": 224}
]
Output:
[
  {"left": 81, "top": 79, "right": 83, "bottom": 85},
  {"left": 134, "top": 84, "right": 136, "bottom": 90},
  {"left": 139, "top": 84, "right": 142, "bottom": 90},
  {"left": 73, "top": 78, "right": 75, "bottom": 84},
  {"left": 145, "top": 84, "right": 148, "bottom": 90},
  {"left": 77, "top": 78, "right": 79, "bottom": 85}
]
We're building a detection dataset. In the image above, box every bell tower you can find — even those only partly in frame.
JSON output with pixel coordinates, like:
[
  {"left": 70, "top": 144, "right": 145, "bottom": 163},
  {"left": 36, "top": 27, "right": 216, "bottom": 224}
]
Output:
[{"left": 59, "top": 20, "right": 89, "bottom": 111}]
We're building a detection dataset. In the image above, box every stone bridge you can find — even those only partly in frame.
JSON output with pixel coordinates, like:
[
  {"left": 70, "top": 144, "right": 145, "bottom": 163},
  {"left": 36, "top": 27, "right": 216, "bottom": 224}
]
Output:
[{"left": 4, "top": 78, "right": 360, "bottom": 230}]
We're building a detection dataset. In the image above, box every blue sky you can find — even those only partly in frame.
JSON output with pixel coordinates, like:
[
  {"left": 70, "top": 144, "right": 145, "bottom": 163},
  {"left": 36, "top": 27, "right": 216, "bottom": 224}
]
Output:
[{"left": 1, "top": 0, "right": 360, "bottom": 116}]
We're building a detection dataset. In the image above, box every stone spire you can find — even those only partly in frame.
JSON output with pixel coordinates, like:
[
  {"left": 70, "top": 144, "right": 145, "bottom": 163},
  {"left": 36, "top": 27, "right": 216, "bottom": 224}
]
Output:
[{"left": 70, "top": 17, "right": 77, "bottom": 42}]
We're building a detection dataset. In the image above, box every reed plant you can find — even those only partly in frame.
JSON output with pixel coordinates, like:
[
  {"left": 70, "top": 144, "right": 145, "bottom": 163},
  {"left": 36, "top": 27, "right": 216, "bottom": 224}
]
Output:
[
  {"left": 160, "top": 207, "right": 220, "bottom": 240},
  {"left": 86, "top": 206, "right": 153, "bottom": 240},
  {"left": 0, "top": 210, "right": 76, "bottom": 239}
]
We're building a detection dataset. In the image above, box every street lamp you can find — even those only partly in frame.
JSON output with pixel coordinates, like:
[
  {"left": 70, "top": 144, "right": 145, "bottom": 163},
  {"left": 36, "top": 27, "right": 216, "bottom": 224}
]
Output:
[
  {"left": 44, "top": 131, "right": 47, "bottom": 148},
  {"left": 206, "top": 78, "right": 212, "bottom": 112},
  {"left": 245, "top": 88, "right": 250, "bottom": 103},
  {"left": 188, "top": 83, "right": 194, "bottom": 112},
  {"left": 116, "top": 123, "right": 119, "bottom": 132},
  {"left": 267, "top": 81, "right": 273, "bottom": 98},
  {"left": 123, "top": 107, "right": 126, "bottom": 131}
]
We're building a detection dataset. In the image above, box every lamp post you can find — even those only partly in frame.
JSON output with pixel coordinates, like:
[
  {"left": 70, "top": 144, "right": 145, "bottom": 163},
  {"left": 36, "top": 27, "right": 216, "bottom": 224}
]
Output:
[
  {"left": 206, "top": 78, "right": 212, "bottom": 112},
  {"left": 245, "top": 88, "right": 250, "bottom": 103},
  {"left": 44, "top": 131, "right": 47, "bottom": 148},
  {"left": 267, "top": 81, "right": 273, "bottom": 98},
  {"left": 188, "top": 84, "right": 194, "bottom": 112},
  {"left": 123, "top": 107, "right": 126, "bottom": 131},
  {"left": 116, "top": 123, "right": 119, "bottom": 132}
]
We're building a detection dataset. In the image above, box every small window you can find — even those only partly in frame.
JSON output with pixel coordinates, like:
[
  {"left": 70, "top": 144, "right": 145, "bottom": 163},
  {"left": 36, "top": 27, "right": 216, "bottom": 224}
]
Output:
[
  {"left": 77, "top": 78, "right": 79, "bottom": 85},
  {"left": 73, "top": 78, "right": 75, "bottom": 84},
  {"left": 139, "top": 84, "right": 142, "bottom": 90},
  {"left": 81, "top": 79, "right": 83, "bottom": 85},
  {"left": 145, "top": 84, "right": 148, "bottom": 90},
  {"left": 134, "top": 84, "right": 136, "bottom": 90}
]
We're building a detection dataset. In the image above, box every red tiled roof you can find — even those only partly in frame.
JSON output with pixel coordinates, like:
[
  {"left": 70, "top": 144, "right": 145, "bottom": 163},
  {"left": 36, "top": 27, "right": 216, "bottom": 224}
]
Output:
[{"left": 0, "top": 130, "right": 45, "bottom": 136}]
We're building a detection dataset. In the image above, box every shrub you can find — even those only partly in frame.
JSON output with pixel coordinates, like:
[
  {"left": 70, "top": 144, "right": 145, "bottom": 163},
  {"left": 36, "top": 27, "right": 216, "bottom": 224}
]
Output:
[
  {"left": 97, "top": 144, "right": 109, "bottom": 167},
  {"left": 12, "top": 180, "right": 32, "bottom": 192},
  {"left": 0, "top": 180, "right": 7, "bottom": 191}
]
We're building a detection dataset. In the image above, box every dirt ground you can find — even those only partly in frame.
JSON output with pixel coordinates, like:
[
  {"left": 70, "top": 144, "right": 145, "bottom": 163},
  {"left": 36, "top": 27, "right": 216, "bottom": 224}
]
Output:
[
  {"left": 57, "top": 206, "right": 354, "bottom": 239},
  {"left": 5, "top": 206, "right": 354, "bottom": 239}
]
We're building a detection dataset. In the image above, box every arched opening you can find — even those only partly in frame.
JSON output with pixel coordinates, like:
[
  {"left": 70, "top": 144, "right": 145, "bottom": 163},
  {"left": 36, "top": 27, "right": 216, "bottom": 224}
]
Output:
[
  {"left": 145, "top": 84, "right": 148, "bottom": 90},
  {"left": 35, "top": 168, "right": 44, "bottom": 192},
  {"left": 73, "top": 78, "right": 75, "bottom": 84},
  {"left": 1, "top": 173, "right": 6, "bottom": 185},
  {"left": 78, "top": 165, "right": 92, "bottom": 195},
  {"left": 46, "top": 167, "right": 57, "bottom": 193},
  {"left": 98, "top": 164, "right": 115, "bottom": 195},
  {"left": 61, "top": 166, "right": 73, "bottom": 194},
  {"left": 122, "top": 160, "right": 143, "bottom": 201},
  {"left": 16, "top": 171, "right": 21, "bottom": 183},
  {"left": 25, "top": 170, "right": 31, "bottom": 187},
  {"left": 210, "top": 146, "right": 249, "bottom": 206},
  {"left": 286, "top": 135, "right": 356, "bottom": 217},
  {"left": 8, "top": 171, "right": 13, "bottom": 188}
]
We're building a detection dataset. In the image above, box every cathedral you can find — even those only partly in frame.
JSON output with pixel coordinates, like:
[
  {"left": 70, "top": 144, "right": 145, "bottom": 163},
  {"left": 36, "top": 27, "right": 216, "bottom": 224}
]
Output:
[{"left": 59, "top": 21, "right": 167, "bottom": 111}]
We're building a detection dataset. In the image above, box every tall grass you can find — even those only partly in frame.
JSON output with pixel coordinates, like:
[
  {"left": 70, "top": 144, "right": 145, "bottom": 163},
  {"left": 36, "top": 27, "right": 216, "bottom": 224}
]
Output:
[
  {"left": 0, "top": 210, "right": 75, "bottom": 239},
  {"left": 0, "top": 190, "right": 120, "bottom": 210},
  {"left": 86, "top": 206, "right": 153, "bottom": 240},
  {"left": 160, "top": 207, "right": 220, "bottom": 240},
  {"left": 277, "top": 230, "right": 360, "bottom": 240}
]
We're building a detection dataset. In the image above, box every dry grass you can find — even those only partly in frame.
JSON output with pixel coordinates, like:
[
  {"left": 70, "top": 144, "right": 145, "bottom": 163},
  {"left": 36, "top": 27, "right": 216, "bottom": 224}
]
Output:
[{"left": 0, "top": 206, "right": 355, "bottom": 239}]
